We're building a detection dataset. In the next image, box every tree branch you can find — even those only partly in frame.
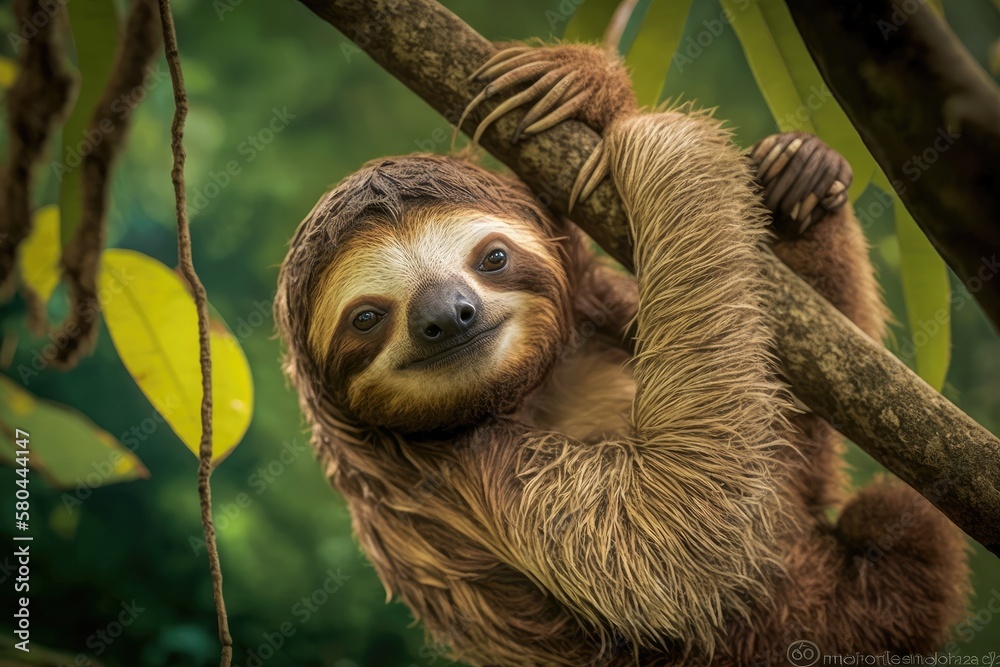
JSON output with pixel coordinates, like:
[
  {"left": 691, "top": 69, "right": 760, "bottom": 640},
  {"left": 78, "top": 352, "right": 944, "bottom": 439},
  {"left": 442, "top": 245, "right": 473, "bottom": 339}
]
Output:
[
  {"left": 784, "top": 0, "right": 1000, "bottom": 331},
  {"left": 293, "top": 0, "right": 1000, "bottom": 556}
]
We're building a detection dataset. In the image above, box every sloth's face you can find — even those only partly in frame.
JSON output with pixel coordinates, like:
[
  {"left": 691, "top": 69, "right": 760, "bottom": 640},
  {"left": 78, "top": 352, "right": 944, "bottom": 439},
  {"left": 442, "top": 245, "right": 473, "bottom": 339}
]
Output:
[{"left": 309, "top": 206, "right": 569, "bottom": 432}]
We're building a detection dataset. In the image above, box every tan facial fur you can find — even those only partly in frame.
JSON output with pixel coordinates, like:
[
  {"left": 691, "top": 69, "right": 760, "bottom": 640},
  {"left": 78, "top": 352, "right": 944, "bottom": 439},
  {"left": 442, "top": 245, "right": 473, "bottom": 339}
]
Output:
[{"left": 308, "top": 205, "right": 569, "bottom": 431}]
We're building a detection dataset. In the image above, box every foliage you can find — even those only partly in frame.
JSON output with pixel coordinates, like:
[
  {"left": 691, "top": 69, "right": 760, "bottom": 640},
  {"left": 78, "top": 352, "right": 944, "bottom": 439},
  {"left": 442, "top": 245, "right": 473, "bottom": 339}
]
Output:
[
  {"left": 0, "top": 376, "right": 147, "bottom": 489},
  {"left": 720, "top": 0, "right": 951, "bottom": 389},
  {"left": 19, "top": 206, "right": 61, "bottom": 304},
  {"left": 100, "top": 249, "right": 252, "bottom": 464},
  {"left": 0, "top": 0, "right": 998, "bottom": 665},
  {"left": 60, "top": 0, "right": 120, "bottom": 248},
  {"left": 624, "top": 0, "right": 695, "bottom": 106}
]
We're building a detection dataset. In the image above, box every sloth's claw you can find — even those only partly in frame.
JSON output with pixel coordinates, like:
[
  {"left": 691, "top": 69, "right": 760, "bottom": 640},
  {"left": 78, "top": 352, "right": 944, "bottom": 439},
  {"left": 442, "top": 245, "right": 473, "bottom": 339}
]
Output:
[
  {"left": 469, "top": 48, "right": 530, "bottom": 81},
  {"left": 521, "top": 90, "right": 591, "bottom": 138},
  {"left": 483, "top": 62, "right": 553, "bottom": 97},
  {"left": 463, "top": 59, "right": 583, "bottom": 146},
  {"left": 476, "top": 69, "right": 567, "bottom": 145},
  {"left": 749, "top": 132, "right": 852, "bottom": 236},
  {"left": 462, "top": 44, "right": 628, "bottom": 149},
  {"left": 469, "top": 47, "right": 534, "bottom": 81},
  {"left": 569, "top": 140, "right": 608, "bottom": 212},
  {"left": 461, "top": 44, "right": 633, "bottom": 202},
  {"left": 458, "top": 61, "right": 552, "bottom": 146},
  {"left": 471, "top": 80, "right": 551, "bottom": 145},
  {"left": 512, "top": 71, "right": 578, "bottom": 143}
]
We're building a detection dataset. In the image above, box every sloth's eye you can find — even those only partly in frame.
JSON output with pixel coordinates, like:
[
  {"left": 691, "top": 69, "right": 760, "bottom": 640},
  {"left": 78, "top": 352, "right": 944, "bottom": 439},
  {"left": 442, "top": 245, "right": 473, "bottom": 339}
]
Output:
[
  {"left": 353, "top": 310, "right": 384, "bottom": 332},
  {"left": 479, "top": 248, "right": 508, "bottom": 272}
]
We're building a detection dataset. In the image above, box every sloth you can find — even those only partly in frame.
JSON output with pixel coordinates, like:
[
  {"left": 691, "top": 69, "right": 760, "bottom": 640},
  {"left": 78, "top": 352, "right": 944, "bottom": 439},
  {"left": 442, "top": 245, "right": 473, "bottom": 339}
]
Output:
[{"left": 276, "top": 43, "right": 969, "bottom": 666}]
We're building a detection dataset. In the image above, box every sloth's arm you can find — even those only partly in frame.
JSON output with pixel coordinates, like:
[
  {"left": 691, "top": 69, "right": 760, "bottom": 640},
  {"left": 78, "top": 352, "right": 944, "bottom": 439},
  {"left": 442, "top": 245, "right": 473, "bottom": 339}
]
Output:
[{"left": 468, "top": 106, "right": 790, "bottom": 655}]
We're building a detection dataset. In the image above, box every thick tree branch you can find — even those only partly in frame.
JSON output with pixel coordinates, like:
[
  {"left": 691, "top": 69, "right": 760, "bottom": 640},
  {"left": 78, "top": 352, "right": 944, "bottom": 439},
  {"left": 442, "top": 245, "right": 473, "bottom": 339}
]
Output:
[
  {"left": 293, "top": 0, "right": 1000, "bottom": 556},
  {"left": 784, "top": 0, "right": 1000, "bottom": 331}
]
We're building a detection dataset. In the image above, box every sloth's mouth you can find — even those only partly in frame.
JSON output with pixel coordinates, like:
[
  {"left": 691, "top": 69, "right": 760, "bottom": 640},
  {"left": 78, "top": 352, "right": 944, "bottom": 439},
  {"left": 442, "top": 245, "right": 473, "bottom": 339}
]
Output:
[{"left": 406, "top": 322, "right": 504, "bottom": 369}]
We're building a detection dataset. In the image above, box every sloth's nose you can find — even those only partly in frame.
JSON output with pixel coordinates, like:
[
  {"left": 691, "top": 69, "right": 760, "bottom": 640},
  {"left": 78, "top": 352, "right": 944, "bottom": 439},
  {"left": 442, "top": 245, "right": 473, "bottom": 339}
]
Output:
[{"left": 410, "top": 280, "right": 480, "bottom": 346}]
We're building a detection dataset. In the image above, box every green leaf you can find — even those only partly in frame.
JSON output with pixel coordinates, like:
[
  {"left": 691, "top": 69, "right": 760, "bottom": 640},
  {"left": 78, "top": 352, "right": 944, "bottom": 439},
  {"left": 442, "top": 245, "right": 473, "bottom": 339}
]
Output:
[
  {"left": 0, "top": 377, "right": 148, "bottom": 489},
  {"left": 99, "top": 249, "right": 254, "bottom": 464},
  {"left": 18, "top": 205, "right": 62, "bottom": 305},
  {"left": 562, "top": 0, "right": 621, "bottom": 42},
  {"left": 875, "top": 173, "right": 951, "bottom": 390},
  {"left": 624, "top": 0, "right": 694, "bottom": 106},
  {"left": 60, "top": 0, "right": 120, "bottom": 248},
  {"left": 720, "top": 0, "right": 876, "bottom": 200}
]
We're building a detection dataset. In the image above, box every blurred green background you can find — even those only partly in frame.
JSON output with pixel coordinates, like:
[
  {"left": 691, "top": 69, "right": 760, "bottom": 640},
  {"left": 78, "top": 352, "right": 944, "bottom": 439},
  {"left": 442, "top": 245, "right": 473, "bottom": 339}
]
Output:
[{"left": 1, "top": 0, "right": 999, "bottom": 665}]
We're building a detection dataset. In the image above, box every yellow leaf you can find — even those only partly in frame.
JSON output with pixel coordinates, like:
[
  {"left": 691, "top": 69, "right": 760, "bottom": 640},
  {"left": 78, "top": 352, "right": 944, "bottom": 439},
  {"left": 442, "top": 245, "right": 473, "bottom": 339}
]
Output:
[
  {"left": 7, "top": 387, "right": 35, "bottom": 415},
  {"left": 99, "top": 249, "right": 254, "bottom": 464},
  {"left": 0, "top": 377, "right": 148, "bottom": 489},
  {"left": 0, "top": 56, "right": 17, "bottom": 88},
  {"left": 19, "top": 205, "right": 62, "bottom": 305}
]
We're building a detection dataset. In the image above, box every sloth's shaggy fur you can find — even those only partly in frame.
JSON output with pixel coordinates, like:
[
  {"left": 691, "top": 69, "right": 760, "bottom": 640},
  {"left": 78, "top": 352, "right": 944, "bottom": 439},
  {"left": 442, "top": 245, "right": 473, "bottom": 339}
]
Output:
[{"left": 276, "top": 44, "right": 970, "bottom": 667}]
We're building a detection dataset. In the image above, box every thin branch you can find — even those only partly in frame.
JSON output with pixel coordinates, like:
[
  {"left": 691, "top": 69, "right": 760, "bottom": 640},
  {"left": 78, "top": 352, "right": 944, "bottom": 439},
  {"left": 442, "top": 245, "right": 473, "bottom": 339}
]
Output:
[
  {"left": 783, "top": 0, "right": 1000, "bottom": 331},
  {"left": 156, "top": 1, "right": 233, "bottom": 664},
  {"left": 54, "top": 0, "right": 162, "bottom": 367},
  {"left": 603, "top": 0, "right": 640, "bottom": 54},
  {"left": 0, "top": 0, "right": 74, "bottom": 298},
  {"left": 294, "top": 0, "right": 1000, "bottom": 556}
]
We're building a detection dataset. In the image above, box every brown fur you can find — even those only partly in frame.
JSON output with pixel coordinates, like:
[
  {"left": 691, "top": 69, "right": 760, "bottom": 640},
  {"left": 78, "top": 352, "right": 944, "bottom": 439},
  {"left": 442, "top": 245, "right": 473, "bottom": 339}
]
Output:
[{"left": 276, "top": 44, "right": 970, "bottom": 667}]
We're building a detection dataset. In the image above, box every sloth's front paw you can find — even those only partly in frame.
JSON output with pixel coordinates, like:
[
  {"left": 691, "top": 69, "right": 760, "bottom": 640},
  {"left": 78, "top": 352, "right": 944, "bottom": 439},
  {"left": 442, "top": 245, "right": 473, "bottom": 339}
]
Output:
[
  {"left": 749, "top": 132, "right": 852, "bottom": 236},
  {"left": 458, "top": 42, "right": 637, "bottom": 146}
]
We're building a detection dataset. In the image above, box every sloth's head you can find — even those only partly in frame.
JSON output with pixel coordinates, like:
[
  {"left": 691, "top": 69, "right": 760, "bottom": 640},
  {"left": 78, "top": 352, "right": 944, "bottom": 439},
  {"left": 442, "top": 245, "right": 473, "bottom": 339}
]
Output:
[{"left": 277, "top": 155, "right": 572, "bottom": 433}]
